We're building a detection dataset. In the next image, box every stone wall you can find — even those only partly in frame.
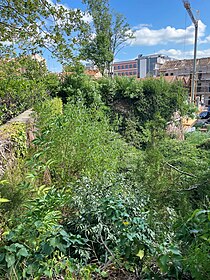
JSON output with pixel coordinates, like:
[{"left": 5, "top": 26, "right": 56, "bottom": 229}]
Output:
[{"left": 0, "top": 110, "right": 34, "bottom": 178}]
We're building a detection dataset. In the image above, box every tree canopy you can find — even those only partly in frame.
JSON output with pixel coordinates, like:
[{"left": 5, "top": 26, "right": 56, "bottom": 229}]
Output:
[
  {"left": 0, "top": 0, "right": 88, "bottom": 62},
  {"left": 81, "top": 0, "right": 134, "bottom": 75}
]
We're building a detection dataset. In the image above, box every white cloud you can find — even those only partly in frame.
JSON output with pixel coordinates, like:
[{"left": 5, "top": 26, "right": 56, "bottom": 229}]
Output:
[
  {"left": 133, "top": 23, "right": 152, "bottom": 30},
  {"left": 113, "top": 58, "right": 120, "bottom": 62},
  {"left": 46, "top": 0, "right": 69, "bottom": 10},
  {"left": 49, "top": 1, "right": 93, "bottom": 23},
  {"left": 82, "top": 12, "right": 93, "bottom": 23},
  {"left": 200, "top": 35, "right": 210, "bottom": 44},
  {"left": 158, "top": 48, "right": 210, "bottom": 59},
  {"left": 129, "top": 20, "right": 208, "bottom": 46},
  {"left": 0, "top": 41, "right": 12, "bottom": 46}
]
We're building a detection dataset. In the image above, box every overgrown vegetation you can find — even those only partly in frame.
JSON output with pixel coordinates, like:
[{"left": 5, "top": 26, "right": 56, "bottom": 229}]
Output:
[
  {"left": 0, "top": 56, "right": 59, "bottom": 124},
  {"left": 0, "top": 68, "right": 209, "bottom": 279},
  {"left": 1, "top": 0, "right": 209, "bottom": 278}
]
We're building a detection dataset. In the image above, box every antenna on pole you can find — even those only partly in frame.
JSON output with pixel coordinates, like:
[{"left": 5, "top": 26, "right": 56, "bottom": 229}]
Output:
[{"left": 182, "top": 0, "right": 199, "bottom": 104}]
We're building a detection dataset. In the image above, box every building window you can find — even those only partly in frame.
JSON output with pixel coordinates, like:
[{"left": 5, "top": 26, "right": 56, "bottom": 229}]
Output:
[
  {"left": 117, "top": 65, "right": 120, "bottom": 69},
  {"left": 133, "top": 63, "right": 137, "bottom": 68},
  {"left": 114, "top": 66, "right": 116, "bottom": 70},
  {"left": 197, "top": 82, "right": 201, "bottom": 92},
  {"left": 129, "top": 64, "right": 132, "bottom": 68},
  {"left": 165, "top": 73, "right": 168, "bottom": 76},
  {"left": 198, "top": 72, "right": 202, "bottom": 80},
  {"left": 129, "top": 72, "right": 132, "bottom": 75},
  {"left": 125, "top": 65, "right": 128, "bottom": 69},
  {"left": 133, "top": 71, "right": 136, "bottom": 75},
  {"left": 126, "top": 72, "right": 128, "bottom": 75},
  {"left": 122, "top": 72, "right": 124, "bottom": 76},
  {"left": 170, "top": 73, "right": 173, "bottom": 76}
]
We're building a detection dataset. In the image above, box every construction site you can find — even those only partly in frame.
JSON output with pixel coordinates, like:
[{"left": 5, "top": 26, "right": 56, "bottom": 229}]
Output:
[
  {"left": 161, "top": 1, "right": 210, "bottom": 107},
  {"left": 159, "top": 57, "right": 210, "bottom": 106}
]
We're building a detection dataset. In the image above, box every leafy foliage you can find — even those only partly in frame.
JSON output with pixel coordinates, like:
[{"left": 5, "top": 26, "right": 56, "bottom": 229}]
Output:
[
  {"left": 30, "top": 100, "right": 126, "bottom": 186},
  {"left": 178, "top": 209, "right": 210, "bottom": 280},
  {"left": 0, "top": 73, "right": 209, "bottom": 280},
  {"left": 57, "top": 70, "right": 102, "bottom": 107},
  {"left": 82, "top": 0, "right": 133, "bottom": 75},
  {"left": 0, "top": 0, "right": 88, "bottom": 62},
  {"left": 58, "top": 75, "right": 188, "bottom": 147},
  {"left": 98, "top": 77, "right": 188, "bottom": 147},
  {"left": 0, "top": 56, "right": 50, "bottom": 124}
]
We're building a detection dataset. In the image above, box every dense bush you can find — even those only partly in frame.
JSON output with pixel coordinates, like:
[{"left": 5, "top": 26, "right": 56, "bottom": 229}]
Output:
[
  {"left": 132, "top": 134, "right": 210, "bottom": 212},
  {"left": 0, "top": 56, "right": 54, "bottom": 124},
  {"left": 57, "top": 71, "right": 102, "bottom": 108},
  {"left": 0, "top": 78, "right": 47, "bottom": 124},
  {"left": 58, "top": 75, "right": 188, "bottom": 147},
  {"left": 0, "top": 181, "right": 157, "bottom": 279},
  {"left": 30, "top": 101, "right": 128, "bottom": 185},
  {"left": 178, "top": 209, "right": 210, "bottom": 280}
]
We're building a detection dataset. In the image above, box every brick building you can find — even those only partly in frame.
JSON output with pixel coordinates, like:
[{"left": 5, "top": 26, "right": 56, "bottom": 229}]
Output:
[
  {"left": 113, "top": 54, "right": 172, "bottom": 78},
  {"left": 113, "top": 59, "right": 138, "bottom": 77}
]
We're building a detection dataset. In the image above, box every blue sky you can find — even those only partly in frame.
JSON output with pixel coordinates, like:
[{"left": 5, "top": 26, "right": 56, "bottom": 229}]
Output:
[{"left": 45, "top": 0, "right": 210, "bottom": 72}]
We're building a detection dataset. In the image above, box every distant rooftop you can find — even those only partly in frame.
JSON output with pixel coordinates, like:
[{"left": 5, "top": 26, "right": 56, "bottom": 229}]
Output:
[
  {"left": 113, "top": 53, "right": 173, "bottom": 65},
  {"left": 138, "top": 53, "right": 173, "bottom": 59},
  {"left": 113, "top": 58, "right": 137, "bottom": 64},
  {"left": 160, "top": 57, "right": 210, "bottom": 71}
]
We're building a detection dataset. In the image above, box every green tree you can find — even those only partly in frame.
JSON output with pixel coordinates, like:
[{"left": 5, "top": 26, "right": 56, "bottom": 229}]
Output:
[
  {"left": 82, "top": 0, "right": 133, "bottom": 76},
  {"left": 109, "top": 12, "right": 134, "bottom": 74},
  {"left": 82, "top": 0, "right": 113, "bottom": 75},
  {"left": 0, "top": 0, "right": 88, "bottom": 62}
]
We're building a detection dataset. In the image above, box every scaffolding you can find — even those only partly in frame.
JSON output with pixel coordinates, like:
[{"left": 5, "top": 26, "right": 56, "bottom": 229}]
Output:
[{"left": 159, "top": 58, "right": 210, "bottom": 106}]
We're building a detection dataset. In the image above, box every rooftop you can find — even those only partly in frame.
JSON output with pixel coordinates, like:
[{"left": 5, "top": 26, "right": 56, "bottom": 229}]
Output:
[
  {"left": 160, "top": 57, "right": 210, "bottom": 71},
  {"left": 113, "top": 59, "right": 137, "bottom": 64}
]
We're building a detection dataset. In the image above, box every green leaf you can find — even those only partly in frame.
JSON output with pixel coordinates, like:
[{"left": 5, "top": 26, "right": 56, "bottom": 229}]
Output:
[
  {"left": 169, "top": 247, "right": 181, "bottom": 256},
  {"left": 0, "top": 198, "right": 10, "bottom": 203},
  {"left": 17, "top": 247, "right": 29, "bottom": 257},
  {"left": 5, "top": 254, "right": 16, "bottom": 268},
  {"left": 49, "top": 237, "right": 58, "bottom": 248},
  {"left": 159, "top": 255, "right": 169, "bottom": 273},
  {"left": 136, "top": 249, "right": 144, "bottom": 259},
  {"left": 0, "top": 253, "right": 5, "bottom": 262},
  {"left": 5, "top": 244, "right": 17, "bottom": 252},
  {"left": 41, "top": 243, "right": 53, "bottom": 256},
  {"left": 0, "top": 180, "right": 8, "bottom": 185},
  {"left": 100, "top": 271, "right": 108, "bottom": 278}
]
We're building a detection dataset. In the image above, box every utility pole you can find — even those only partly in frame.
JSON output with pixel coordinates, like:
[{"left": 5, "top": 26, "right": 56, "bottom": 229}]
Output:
[{"left": 183, "top": 0, "right": 198, "bottom": 103}]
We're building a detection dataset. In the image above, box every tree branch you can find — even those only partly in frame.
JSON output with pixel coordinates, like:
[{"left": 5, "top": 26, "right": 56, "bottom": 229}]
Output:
[
  {"left": 165, "top": 162, "right": 196, "bottom": 178},
  {"left": 178, "top": 185, "right": 199, "bottom": 191}
]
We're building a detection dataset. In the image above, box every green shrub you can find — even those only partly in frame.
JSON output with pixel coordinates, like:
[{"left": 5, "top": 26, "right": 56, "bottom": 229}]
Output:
[
  {"left": 34, "top": 97, "right": 63, "bottom": 129},
  {"left": 0, "top": 190, "right": 79, "bottom": 279},
  {"left": 30, "top": 101, "right": 126, "bottom": 185},
  {"left": 58, "top": 72, "right": 103, "bottom": 108},
  {"left": 0, "top": 176, "right": 157, "bottom": 279},
  {"left": 0, "top": 122, "right": 27, "bottom": 157},
  {"left": 97, "top": 77, "right": 188, "bottom": 147},
  {"left": 66, "top": 192, "right": 156, "bottom": 271},
  {"left": 0, "top": 56, "right": 54, "bottom": 125},
  {"left": 178, "top": 209, "right": 210, "bottom": 280},
  {"left": 0, "top": 78, "right": 47, "bottom": 124}
]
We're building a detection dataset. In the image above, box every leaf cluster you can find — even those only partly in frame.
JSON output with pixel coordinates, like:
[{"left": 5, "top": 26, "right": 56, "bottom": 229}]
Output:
[{"left": 0, "top": 0, "right": 89, "bottom": 62}]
